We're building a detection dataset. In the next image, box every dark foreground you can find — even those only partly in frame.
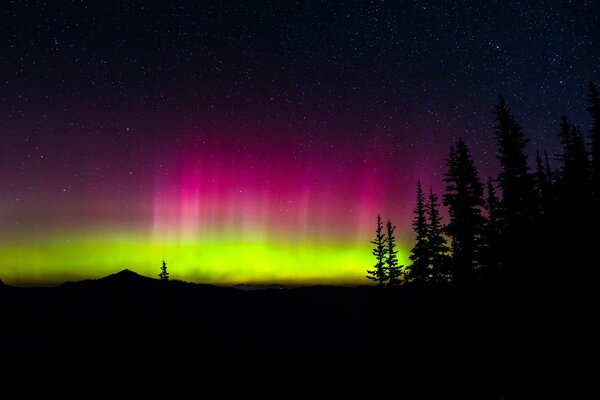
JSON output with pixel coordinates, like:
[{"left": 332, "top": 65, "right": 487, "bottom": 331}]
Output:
[{"left": 0, "top": 270, "right": 595, "bottom": 394}]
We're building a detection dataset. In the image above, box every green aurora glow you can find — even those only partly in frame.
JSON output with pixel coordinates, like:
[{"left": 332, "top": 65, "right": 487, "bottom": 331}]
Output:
[{"left": 0, "top": 230, "right": 410, "bottom": 286}]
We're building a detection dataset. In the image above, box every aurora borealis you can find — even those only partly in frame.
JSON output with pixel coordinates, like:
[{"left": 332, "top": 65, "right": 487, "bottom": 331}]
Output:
[
  {"left": 2, "top": 125, "right": 417, "bottom": 285},
  {"left": 1, "top": 1, "right": 598, "bottom": 285}
]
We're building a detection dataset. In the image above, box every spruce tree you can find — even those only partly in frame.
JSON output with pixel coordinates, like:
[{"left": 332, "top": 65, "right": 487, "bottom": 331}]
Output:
[
  {"left": 367, "top": 214, "right": 388, "bottom": 287},
  {"left": 408, "top": 181, "right": 429, "bottom": 283},
  {"left": 485, "top": 177, "right": 500, "bottom": 228},
  {"left": 494, "top": 96, "right": 534, "bottom": 229},
  {"left": 482, "top": 177, "right": 502, "bottom": 276},
  {"left": 544, "top": 150, "right": 553, "bottom": 185},
  {"left": 535, "top": 150, "right": 548, "bottom": 211},
  {"left": 570, "top": 125, "right": 591, "bottom": 192},
  {"left": 558, "top": 116, "right": 573, "bottom": 166},
  {"left": 557, "top": 117, "right": 590, "bottom": 200},
  {"left": 385, "top": 220, "right": 403, "bottom": 287},
  {"left": 443, "top": 138, "right": 485, "bottom": 283},
  {"left": 551, "top": 105, "right": 594, "bottom": 286},
  {"left": 493, "top": 96, "right": 536, "bottom": 280},
  {"left": 425, "top": 187, "right": 449, "bottom": 282},
  {"left": 159, "top": 260, "right": 169, "bottom": 281}
]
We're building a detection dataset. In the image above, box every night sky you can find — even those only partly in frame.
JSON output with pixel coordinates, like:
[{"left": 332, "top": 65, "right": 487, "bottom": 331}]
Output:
[{"left": 1, "top": 1, "right": 598, "bottom": 285}]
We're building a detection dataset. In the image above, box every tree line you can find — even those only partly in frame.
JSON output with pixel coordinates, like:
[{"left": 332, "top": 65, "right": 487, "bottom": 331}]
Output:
[{"left": 367, "top": 82, "right": 600, "bottom": 288}]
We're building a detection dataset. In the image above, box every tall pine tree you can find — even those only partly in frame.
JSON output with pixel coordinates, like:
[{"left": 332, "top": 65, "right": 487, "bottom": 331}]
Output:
[
  {"left": 385, "top": 220, "right": 403, "bottom": 287},
  {"left": 367, "top": 214, "right": 388, "bottom": 287},
  {"left": 557, "top": 117, "right": 590, "bottom": 201},
  {"left": 544, "top": 150, "right": 554, "bottom": 186},
  {"left": 493, "top": 96, "right": 536, "bottom": 281},
  {"left": 443, "top": 139, "right": 485, "bottom": 284},
  {"left": 485, "top": 177, "right": 500, "bottom": 230},
  {"left": 494, "top": 96, "right": 534, "bottom": 229},
  {"left": 570, "top": 125, "right": 591, "bottom": 197},
  {"left": 554, "top": 116, "right": 592, "bottom": 284},
  {"left": 535, "top": 150, "right": 549, "bottom": 213},
  {"left": 426, "top": 187, "right": 449, "bottom": 282},
  {"left": 558, "top": 116, "right": 573, "bottom": 166},
  {"left": 542, "top": 150, "right": 559, "bottom": 214},
  {"left": 408, "top": 181, "right": 429, "bottom": 283},
  {"left": 481, "top": 177, "right": 502, "bottom": 277}
]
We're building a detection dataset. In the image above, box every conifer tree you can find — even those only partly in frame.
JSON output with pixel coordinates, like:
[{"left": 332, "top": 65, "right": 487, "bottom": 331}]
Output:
[
  {"left": 482, "top": 177, "right": 502, "bottom": 276},
  {"left": 425, "top": 187, "right": 449, "bottom": 282},
  {"left": 493, "top": 96, "right": 536, "bottom": 279},
  {"left": 485, "top": 177, "right": 500, "bottom": 229},
  {"left": 494, "top": 96, "right": 534, "bottom": 229},
  {"left": 385, "top": 220, "right": 403, "bottom": 287},
  {"left": 443, "top": 138, "right": 485, "bottom": 283},
  {"left": 557, "top": 117, "right": 590, "bottom": 200},
  {"left": 570, "top": 125, "right": 591, "bottom": 193},
  {"left": 544, "top": 150, "right": 553, "bottom": 185},
  {"left": 408, "top": 181, "right": 429, "bottom": 283},
  {"left": 367, "top": 214, "right": 387, "bottom": 287},
  {"left": 558, "top": 116, "right": 573, "bottom": 165},
  {"left": 159, "top": 260, "right": 169, "bottom": 281},
  {"left": 535, "top": 150, "right": 548, "bottom": 210}
]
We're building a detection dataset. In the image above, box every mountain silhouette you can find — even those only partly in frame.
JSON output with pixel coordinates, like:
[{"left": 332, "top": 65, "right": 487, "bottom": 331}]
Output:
[
  {"left": 98, "top": 269, "right": 156, "bottom": 285},
  {"left": 59, "top": 268, "right": 158, "bottom": 289}
]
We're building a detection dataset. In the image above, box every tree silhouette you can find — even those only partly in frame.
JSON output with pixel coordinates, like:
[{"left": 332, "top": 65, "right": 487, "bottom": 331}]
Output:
[
  {"left": 494, "top": 96, "right": 535, "bottom": 236},
  {"left": 425, "top": 187, "right": 449, "bottom": 282},
  {"left": 482, "top": 177, "right": 502, "bottom": 277},
  {"left": 408, "top": 181, "right": 429, "bottom": 283},
  {"left": 587, "top": 82, "right": 600, "bottom": 196},
  {"left": 159, "top": 260, "right": 169, "bottom": 281},
  {"left": 385, "top": 220, "right": 403, "bottom": 287},
  {"left": 572, "top": 127, "right": 590, "bottom": 201},
  {"left": 367, "top": 214, "right": 387, "bottom": 287},
  {"left": 363, "top": 86, "right": 598, "bottom": 292},
  {"left": 535, "top": 151, "right": 548, "bottom": 211},
  {"left": 534, "top": 149, "right": 559, "bottom": 217},
  {"left": 558, "top": 117, "right": 590, "bottom": 193},
  {"left": 543, "top": 150, "right": 554, "bottom": 185},
  {"left": 443, "top": 138, "right": 485, "bottom": 283},
  {"left": 485, "top": 177, "right": 500, "bottom": 234},
  {"left": 553, "top": 116, "right": 593, "bottom": 284},
  {"left": 554, "top": 116, "right": 591, "bottom": 238},
  {"left": 492, "top": 96, "right": 538, "bottom": 283},
  {"left": 570, "top": 125, "right": 590, "bottom": 189}
]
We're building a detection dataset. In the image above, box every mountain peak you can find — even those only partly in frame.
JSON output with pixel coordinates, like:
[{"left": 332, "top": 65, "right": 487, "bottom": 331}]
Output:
[{"left": 99, "top": 269, "right": 155, "bottom": 284}]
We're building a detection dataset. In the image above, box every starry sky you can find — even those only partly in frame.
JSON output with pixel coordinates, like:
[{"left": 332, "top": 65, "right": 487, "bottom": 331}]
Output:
[{"left": 1, "top": 1, "right": 598, "bottom": 285}]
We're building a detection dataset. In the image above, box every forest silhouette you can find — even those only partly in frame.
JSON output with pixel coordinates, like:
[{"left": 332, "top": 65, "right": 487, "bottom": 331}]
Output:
[{"left": 368, "top": 83, "right": 600, "bottom": 294}]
